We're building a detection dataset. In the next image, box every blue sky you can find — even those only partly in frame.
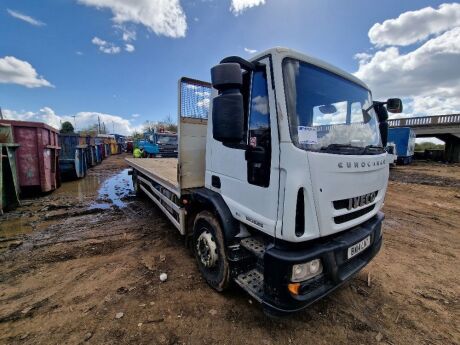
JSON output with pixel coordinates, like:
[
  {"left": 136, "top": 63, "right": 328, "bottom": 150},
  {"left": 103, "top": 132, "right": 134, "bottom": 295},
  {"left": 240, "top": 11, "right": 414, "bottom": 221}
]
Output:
[{"left": 1, "top": 0, "right": 459, "bottom": 135}]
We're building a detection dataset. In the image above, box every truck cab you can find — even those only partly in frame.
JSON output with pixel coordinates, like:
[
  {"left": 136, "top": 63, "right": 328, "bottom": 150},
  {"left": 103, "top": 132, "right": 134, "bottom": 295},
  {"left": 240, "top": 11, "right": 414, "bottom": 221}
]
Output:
[
  {"left": 128, "top": 47, "right": 402, "bottom": 314},
  {"left": 136, "top": 130, "right": 178, "bottom": 158}
]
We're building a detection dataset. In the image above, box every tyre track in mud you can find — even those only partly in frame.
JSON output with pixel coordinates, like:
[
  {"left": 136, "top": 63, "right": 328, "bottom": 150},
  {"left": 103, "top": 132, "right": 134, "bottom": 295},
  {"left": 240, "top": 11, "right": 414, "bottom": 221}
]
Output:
[{"left": 0, "top": 155, "right": 459, "bottom": 345}]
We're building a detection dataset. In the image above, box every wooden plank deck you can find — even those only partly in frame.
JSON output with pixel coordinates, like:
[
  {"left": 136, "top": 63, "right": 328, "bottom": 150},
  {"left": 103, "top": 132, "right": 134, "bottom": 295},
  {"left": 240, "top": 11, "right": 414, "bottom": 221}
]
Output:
[{"left": 125, "top": 158, "right": 179, "bottom": 194}]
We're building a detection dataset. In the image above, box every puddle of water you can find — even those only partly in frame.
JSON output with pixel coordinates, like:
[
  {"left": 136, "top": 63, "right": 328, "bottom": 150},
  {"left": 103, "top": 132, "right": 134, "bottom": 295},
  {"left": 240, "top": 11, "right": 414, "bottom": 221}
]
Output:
[
  {"left": 0, "top": 169, "right": 133, "bottom": 246},
  {"left": 90, "top": 169, "right": 134, "bottom": 209},
  {"left": 0, "top": 218, "right": 33, "bottom": 252},
  {"left": 0, "top": 217, "right": 34, "bottom": 238},
  {"left": 56, "top": 174, "right": 103, "bottom": 202}
]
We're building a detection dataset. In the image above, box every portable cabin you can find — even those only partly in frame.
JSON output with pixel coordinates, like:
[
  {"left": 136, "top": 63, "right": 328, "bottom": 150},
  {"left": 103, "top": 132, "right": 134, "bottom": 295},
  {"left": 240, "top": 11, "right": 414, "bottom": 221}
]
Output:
[{"left": 388, "top": 127, "right": 416, "bottom": 165}]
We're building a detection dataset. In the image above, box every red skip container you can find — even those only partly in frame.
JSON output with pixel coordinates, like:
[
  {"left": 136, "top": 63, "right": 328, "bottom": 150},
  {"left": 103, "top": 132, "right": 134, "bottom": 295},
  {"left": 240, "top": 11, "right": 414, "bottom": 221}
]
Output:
[{"left": 0, "top": 120, "right": 61, "bottom": 193}]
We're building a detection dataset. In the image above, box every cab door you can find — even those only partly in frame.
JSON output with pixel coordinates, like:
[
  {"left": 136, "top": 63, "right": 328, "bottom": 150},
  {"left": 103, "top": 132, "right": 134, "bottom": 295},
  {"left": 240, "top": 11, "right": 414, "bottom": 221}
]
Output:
[{"left": 207, "top": 57, "right": 280, "bottom": 236}]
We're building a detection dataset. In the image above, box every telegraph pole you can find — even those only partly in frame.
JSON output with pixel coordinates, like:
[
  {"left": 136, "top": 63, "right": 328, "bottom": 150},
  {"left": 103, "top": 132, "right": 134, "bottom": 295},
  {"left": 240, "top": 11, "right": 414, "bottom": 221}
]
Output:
[{"left": 72, "top": 115, "right": 77, "bottom": 131}]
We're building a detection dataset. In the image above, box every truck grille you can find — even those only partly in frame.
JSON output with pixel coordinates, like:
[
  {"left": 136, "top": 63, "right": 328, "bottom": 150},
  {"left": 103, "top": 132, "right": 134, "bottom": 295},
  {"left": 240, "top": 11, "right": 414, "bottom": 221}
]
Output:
[
  {"left": 333, "top": 190, "right": 378, "bottom": 210},
  {"left": 334, "top": 205, "right": 375, "bottom": 224}
]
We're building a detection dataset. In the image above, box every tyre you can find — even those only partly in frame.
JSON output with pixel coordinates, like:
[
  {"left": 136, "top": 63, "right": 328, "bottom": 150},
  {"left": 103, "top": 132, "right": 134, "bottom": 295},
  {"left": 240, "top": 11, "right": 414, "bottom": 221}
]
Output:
[{"left": 193, "top": 211, "right": 230, "bottom": 292}]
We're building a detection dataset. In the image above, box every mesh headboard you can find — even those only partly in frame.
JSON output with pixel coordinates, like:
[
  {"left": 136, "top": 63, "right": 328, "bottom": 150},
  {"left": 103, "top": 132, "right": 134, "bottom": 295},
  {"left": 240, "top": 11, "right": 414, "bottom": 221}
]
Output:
[{"left": 179, "top": 77, "right": 212, "bottom": 119}]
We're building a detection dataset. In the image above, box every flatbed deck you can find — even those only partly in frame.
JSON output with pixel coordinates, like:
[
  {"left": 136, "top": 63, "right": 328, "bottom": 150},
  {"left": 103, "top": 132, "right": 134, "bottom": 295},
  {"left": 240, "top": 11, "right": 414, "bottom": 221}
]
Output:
[{"left": 125, "top": 158, "right": 179, "bottom": 195}]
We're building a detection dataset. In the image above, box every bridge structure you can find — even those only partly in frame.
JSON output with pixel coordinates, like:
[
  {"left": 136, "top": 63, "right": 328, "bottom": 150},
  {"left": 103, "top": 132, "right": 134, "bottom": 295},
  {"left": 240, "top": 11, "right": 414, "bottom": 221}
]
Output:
[{"left": 388, "top": 114, "right": 460, "bottom": 162}]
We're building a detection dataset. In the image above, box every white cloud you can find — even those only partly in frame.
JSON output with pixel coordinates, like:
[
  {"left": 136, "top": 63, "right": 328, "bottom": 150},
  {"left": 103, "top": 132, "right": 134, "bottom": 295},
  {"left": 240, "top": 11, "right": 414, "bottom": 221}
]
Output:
[
  {"left": 354, "top": 52, "right": 372, "bottom": 64},
  {"left": 252, "top": 95, "right": 268, "bottom": 115},
  {"left": 355, "top": 4, "right": 460, "bottom": 119},
  {"left": 74, "top": 111, "right": 138, "bottom": 134},
  {"left": 0, "top": 56, "right": 53, "bottom": 88},
  {"left": 92, "top": 36, "right": 121, "bottom": 54},
  {"left": 125, "top": 44, "right": 135, "bottom": 52},
  {"left": 3, "top": 107, "right": 139, "bottom": 135},
  {"left": 355, "top": 27, "right": 460, "bottom": 100},
  {"left": 118, "top": 25, "right": 136, "bottom": 41},
  {"left": 230, "top": 0, "right": 265, "bottom": 15},
  {"left": 131, "top": 113, "right": 140, "bottom": 118},
  {"left": 7, "top": 9, "right": 45, "bottom": 26},
  {"left": 3, "top": 107, "right": 62, "bottom": 129},
  {"left": 410, "top": 95, "right": 460, "bottom": 116},
  {"left": 78, "top": 0, "right": 187, "bottom": 38},
  {"left": 76, "top": 51, "right": 84, "bottom": 56},
  {"left": 244, "top": 47, "right": 257, "bottom": 54},
  {"left": 369, "top": 3, "right": 460, "bottom": 47},
  {"left": 314, "top": 102, "right": 348, "bottom": 125}
]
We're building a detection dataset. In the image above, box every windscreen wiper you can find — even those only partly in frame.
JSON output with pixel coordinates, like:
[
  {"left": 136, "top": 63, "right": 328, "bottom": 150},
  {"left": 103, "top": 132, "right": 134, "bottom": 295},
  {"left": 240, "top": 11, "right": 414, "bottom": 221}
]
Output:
[
  {"left": 320, "top": 144, "right": 384, "bottom": 155},
  {"left": 362, "top": 145, "right": 385, "bottom": 155},
  {"left": 320, "top": 144, "right": 362, "bottom": 154}
]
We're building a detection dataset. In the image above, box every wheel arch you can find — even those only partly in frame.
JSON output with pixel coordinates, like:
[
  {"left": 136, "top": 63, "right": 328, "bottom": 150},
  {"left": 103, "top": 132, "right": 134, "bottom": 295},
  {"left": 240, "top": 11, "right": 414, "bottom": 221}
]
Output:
[{"left": 187, "top": 188, "right": 239, "bottom": 246}]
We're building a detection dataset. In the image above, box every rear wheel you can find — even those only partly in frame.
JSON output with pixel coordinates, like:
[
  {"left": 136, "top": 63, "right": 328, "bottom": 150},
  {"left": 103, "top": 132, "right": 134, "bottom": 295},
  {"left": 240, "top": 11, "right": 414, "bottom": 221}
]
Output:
[{"left": 193, "top": 211, "right": 230, "bottom": 292}]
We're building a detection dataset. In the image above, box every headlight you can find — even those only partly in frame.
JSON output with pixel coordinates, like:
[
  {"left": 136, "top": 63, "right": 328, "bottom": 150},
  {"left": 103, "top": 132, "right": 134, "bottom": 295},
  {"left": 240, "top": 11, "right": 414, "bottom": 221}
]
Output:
[{"left": 291, "top": 259, "right": 323, "bottom": 282}]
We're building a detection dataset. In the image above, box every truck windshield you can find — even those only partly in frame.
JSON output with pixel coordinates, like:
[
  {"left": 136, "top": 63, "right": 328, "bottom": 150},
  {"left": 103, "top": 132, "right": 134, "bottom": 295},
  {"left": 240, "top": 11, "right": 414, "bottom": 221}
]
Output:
[
  {"left": 283, "top": 58, "right": 382, "bottom": 154},
  {"left": 157, "top": 135, "right": 177, "bottom": 145}
]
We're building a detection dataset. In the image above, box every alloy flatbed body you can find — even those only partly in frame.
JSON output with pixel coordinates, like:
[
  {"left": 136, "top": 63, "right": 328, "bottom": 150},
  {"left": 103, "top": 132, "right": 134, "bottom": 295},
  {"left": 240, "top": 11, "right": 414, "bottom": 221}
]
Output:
[
  {"left": 125, "top": 156, "right": 185, "bottom": 232},
  {"left": 125, "top": 157, "right": 179, "bottom": 195},
  {"left": 126, "top": 107, "right": 209, "bottom": 235}
]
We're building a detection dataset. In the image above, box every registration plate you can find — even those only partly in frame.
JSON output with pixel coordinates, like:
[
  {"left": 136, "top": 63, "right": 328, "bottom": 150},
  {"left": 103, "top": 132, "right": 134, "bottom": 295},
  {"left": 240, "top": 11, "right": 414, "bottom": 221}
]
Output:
[{"left": 347, "top": 236, "right": 371, "bottom": 259}]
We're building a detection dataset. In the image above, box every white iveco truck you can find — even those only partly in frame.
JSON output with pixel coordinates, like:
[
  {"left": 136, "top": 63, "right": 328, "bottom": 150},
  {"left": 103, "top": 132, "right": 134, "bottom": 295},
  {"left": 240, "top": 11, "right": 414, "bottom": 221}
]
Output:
[{"left": 127, "top": 47, "right": 402, "bottom": 314}]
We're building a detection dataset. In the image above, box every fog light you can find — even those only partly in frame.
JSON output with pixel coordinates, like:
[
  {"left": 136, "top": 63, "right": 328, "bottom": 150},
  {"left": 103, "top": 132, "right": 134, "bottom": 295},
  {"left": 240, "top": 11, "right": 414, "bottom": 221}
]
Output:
[
  {"left": 288, "top": 283, "right": 300, "bottom": 295},
  {"left": 291, "top": 259, "right": 323, "bottom": 282}
]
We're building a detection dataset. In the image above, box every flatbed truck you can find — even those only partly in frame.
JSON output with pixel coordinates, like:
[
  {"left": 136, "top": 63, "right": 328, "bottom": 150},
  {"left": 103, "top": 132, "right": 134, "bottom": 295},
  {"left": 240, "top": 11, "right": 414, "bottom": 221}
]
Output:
[{"left": 126, "top": 48, "right": 402, "bottom": 314}]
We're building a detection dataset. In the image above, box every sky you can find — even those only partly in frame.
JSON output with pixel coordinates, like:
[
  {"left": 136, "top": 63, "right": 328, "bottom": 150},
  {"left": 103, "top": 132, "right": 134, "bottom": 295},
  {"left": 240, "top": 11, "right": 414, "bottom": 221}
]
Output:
[{"left": 1, "top": 0, "right": 459, "bottom": 137}]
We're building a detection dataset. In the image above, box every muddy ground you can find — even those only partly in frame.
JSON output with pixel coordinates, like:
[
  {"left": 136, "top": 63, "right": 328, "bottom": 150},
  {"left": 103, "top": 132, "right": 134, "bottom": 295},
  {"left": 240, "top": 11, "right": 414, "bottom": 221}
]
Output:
[{"left": 0, "top": 155, "right": 459, "bottom": 345}]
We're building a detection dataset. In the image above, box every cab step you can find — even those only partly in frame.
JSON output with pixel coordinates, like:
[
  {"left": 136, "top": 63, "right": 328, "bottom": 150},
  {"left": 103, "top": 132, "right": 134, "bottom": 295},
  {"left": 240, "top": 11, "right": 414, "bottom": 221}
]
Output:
[
  {"left": 240, "top": 237, "right": 265, "bottom": 259},
  {"left": 235, "top": 269, "right": 264, "bottom": 302}
]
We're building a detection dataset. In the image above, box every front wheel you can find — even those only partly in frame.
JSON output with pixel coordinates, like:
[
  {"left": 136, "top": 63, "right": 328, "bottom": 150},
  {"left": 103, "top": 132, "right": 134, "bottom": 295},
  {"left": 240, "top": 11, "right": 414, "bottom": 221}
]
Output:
[{"left": 193, "top": 211, "right": 230, "bottom": 292}]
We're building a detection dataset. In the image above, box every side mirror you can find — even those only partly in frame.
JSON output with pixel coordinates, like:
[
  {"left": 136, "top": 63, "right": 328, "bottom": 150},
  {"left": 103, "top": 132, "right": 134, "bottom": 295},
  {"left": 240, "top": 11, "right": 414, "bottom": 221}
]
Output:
[
  {"left": 386, "top": 98, "right": 403, "bottom": 113},
  {"left": 211, "top": 63, "right": 245, "bottom": 143}
]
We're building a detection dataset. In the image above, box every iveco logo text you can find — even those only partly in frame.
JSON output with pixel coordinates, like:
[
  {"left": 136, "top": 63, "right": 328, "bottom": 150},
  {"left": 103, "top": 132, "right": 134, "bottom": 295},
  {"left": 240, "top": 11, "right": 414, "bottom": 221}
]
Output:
[
  {"left": 348, "top": 192, "right": 377, "bottom": 210},
  {"left": 338, "top": 159, "right": 386, "bottom": 169}
]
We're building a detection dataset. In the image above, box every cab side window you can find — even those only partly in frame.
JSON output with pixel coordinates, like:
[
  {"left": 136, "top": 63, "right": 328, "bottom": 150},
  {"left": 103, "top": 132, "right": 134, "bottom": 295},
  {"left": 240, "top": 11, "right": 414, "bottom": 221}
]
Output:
[{"left": 247, "top": 70, "right": 271, "bottom": 187}]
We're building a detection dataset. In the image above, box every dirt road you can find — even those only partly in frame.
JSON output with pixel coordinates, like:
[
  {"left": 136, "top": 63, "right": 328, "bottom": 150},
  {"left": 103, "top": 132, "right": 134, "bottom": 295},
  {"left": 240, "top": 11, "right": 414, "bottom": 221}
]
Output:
[{"left": 1, "top": 155, "right": 459, "bottom": 345}]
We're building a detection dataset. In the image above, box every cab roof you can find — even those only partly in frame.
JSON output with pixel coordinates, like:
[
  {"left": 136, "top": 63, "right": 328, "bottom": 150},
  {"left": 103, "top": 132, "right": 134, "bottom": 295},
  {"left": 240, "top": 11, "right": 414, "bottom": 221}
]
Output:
[{"left": 249, "top": 47, "right": 370, "bottom": 91}]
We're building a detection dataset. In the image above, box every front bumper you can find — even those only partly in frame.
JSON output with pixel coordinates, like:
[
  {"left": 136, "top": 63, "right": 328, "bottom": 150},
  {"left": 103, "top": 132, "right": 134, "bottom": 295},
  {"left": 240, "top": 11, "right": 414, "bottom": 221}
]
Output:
[{"left": 262, "top": 212, "right": 384, "bottom": 314}]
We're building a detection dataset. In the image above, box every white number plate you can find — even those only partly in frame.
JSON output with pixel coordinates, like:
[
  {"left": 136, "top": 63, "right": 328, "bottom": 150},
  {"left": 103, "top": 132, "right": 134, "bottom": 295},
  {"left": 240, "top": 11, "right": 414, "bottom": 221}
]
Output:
[{"left": 347, "top": 236, "right": 371, "bottom": 259}]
